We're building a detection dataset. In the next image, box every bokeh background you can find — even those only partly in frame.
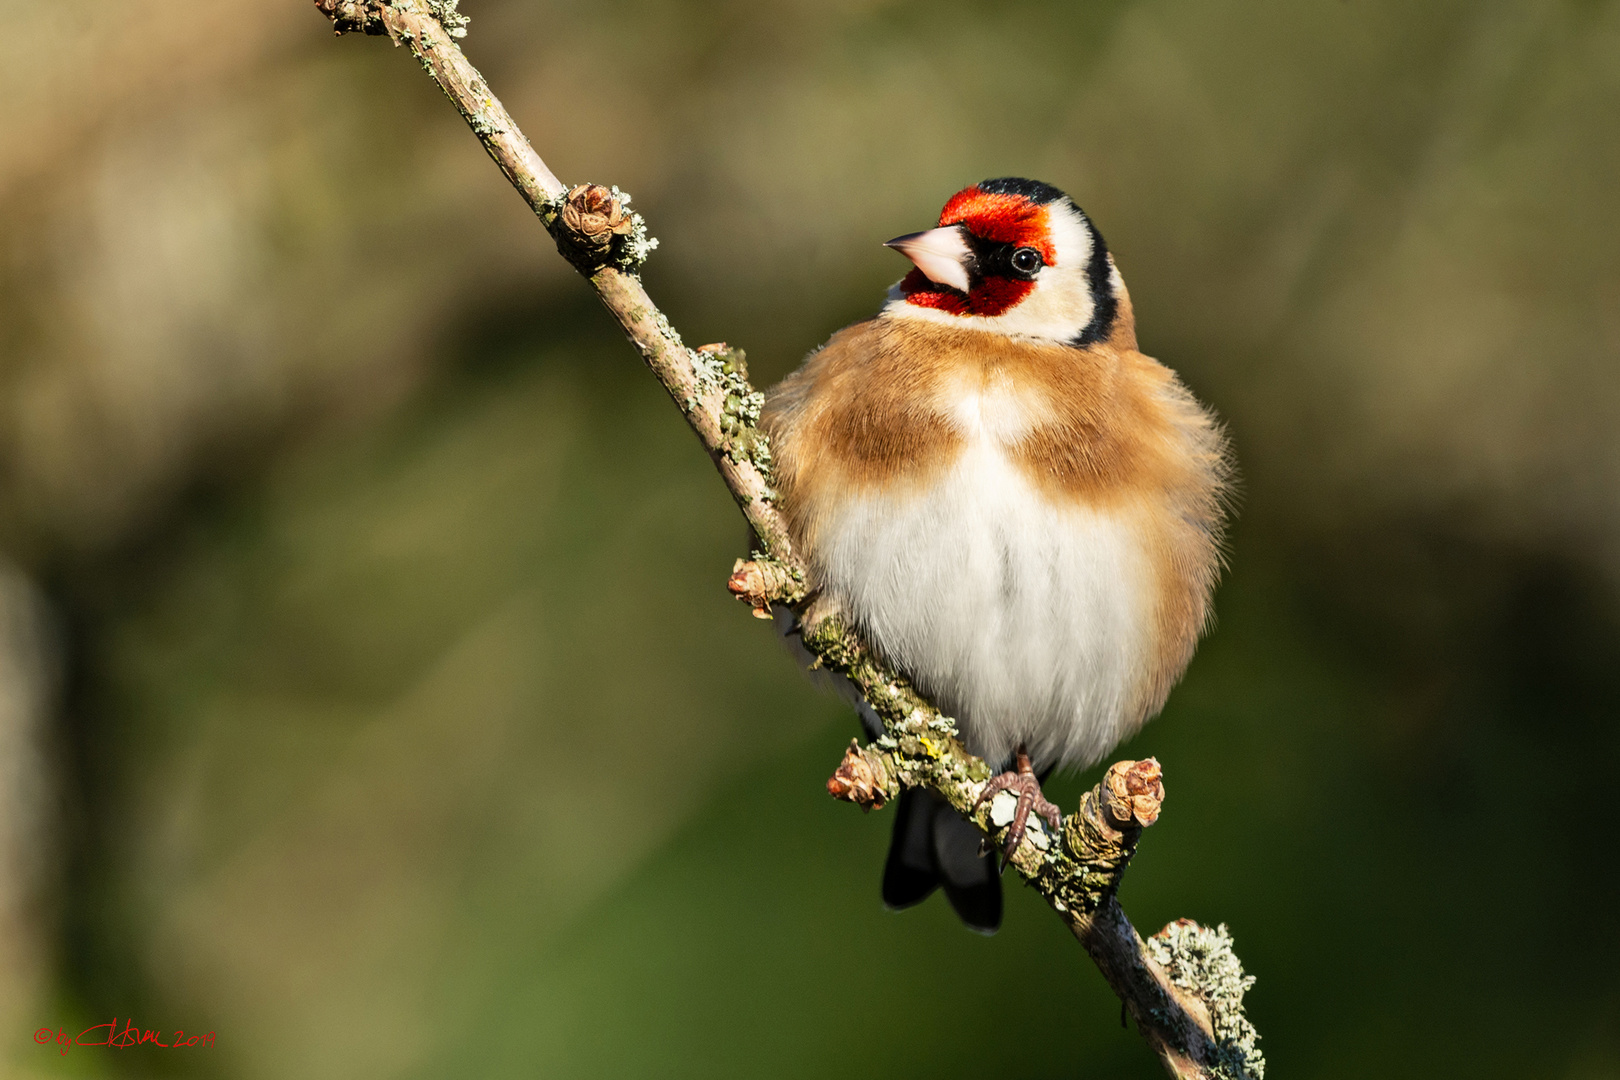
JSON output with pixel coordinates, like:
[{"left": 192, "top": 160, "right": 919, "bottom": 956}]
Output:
[{"left": 2, "top": 0, "right": 1618, "bottom": 1076}]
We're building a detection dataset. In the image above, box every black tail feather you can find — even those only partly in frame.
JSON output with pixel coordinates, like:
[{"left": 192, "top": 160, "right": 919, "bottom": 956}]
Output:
[
  {"left": 933, "top": 804, "right": 1001, "bottom": 934},
  {"left": 881, "top": 788, "right": 1001, "bottom": 934},
  {"left": 881, "top": 788, "right": 940, "bottom": 909}
]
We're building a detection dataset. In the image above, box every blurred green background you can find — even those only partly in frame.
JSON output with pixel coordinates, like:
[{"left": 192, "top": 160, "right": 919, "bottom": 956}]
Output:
[{"left": 1, "top": 0, "right": 1617, "bottom": 1076}]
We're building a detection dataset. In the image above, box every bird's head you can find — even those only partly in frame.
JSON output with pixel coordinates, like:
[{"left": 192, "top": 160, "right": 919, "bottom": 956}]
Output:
[{"left": 884, "top": 177, "right": 1125, "bottom": 347}]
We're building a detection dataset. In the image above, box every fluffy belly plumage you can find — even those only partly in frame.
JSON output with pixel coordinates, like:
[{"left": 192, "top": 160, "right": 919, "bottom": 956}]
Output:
[{"left": 814, "top": 437, "right": 1155, "bottom": 772}]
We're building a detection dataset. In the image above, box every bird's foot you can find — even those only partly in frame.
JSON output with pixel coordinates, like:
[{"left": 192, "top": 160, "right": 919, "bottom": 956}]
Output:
[{"left": 973, "top": 749, "right": 1061, "bottom": 862}]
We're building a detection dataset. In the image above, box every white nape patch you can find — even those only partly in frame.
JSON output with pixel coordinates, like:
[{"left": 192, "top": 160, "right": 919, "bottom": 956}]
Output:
[
  {"left": 813, "top": 413, "right": 1153, "bottom": 773},
  {"left": 882, "top": 201, "right": 1103, "bottom": 345}
]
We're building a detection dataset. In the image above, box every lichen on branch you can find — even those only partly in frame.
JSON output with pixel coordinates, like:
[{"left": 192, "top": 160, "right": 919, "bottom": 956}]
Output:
[
  {"left": 1148, "top": 921, "right": 1266, "bottom": 1080},
  {"left": 425, "top": 0, "right": 470, "bottom": 38}
]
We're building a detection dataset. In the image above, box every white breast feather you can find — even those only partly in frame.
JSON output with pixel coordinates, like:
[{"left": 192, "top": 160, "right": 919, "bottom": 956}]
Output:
[{"left": 813, "top": 383, "right": 1153, "bottom": 772}]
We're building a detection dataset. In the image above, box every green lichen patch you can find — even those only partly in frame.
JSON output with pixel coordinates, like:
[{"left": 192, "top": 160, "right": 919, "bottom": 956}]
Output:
[
  {"left": 1145, "top": 921, "right": 1265, "bottom": 1080},
  {"left": 797, "top": 611, "right": 986, "bottom": 806},
  {"left": 690, "top": 344, "right": 762, "bottom": 466},
  {"left": 798, "top": 611, "right": 865, "bottom": 674},
  {"left": 425, "top": 0, "right": 470, "bottom": 38},
  {"left": 538, "top": 189, "right": 566, "bottom": 230},
  {"left": 608, "top": 188, "right": 660, "bottom": 270}
]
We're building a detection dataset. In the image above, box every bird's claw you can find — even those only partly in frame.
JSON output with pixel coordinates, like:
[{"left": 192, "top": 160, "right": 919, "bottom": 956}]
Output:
[{"left": 973, "top": 749, "right": 1061, "bottom": 864}]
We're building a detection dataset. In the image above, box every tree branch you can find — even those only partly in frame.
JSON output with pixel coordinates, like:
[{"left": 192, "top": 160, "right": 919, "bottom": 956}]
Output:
[{"left": 312, "top": 3, "right": 1263, "bottom": 1076}]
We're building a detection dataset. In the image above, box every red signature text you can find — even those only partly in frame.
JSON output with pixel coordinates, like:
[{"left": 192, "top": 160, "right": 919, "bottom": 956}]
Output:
[{"left": 35, "top": 1020, "right": 214, "bottom": 1055}]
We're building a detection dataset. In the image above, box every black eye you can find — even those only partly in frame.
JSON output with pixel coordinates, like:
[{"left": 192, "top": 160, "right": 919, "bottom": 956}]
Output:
[{"left": 1011, "top": 247, "right": 1043, "bottom": 274}]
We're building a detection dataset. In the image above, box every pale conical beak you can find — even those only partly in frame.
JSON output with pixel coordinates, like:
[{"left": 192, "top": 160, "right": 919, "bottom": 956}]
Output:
[{"left": 885, "top": 226, "right": 972, "bottom": 294}]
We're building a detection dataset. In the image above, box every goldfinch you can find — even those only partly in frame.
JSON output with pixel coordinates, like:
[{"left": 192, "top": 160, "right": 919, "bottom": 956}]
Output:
[{"left": 762, "top": 178, "right": 1231, "bottom": 933}]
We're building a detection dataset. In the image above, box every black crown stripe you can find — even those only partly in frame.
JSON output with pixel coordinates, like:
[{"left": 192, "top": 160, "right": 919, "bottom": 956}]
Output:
[{"left": 976, "top": 177, "right": 1069, "bottom": 205}]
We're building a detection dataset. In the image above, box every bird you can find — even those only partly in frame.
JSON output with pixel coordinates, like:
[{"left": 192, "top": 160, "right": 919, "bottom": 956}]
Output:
[{"left": 760, "top": 177, "right": 1232, "bottom": 934}]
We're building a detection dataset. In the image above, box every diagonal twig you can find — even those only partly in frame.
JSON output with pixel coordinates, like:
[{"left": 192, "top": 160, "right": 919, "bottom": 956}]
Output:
[{"left": 311, "top": 3, "right": 1263, "bottom": 1076}]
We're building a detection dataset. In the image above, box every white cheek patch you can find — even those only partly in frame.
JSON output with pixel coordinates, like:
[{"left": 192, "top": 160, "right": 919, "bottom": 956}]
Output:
[
  {"left": 1044, "top": 203, "right": 1096, "bottom": 273},
  {"left": 994, "top": 264, "right": 1096, "bottom": 338}
]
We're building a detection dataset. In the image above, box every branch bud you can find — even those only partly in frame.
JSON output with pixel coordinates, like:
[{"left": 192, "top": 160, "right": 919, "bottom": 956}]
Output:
[
  {"left": 547, "top": 184, "right": 659, "bottom": 272},
  {"left": 727, "top": 557, "right": 798, "bottom": 618},
  {"left": 558, "top": 184, "right": 634, "bottom": 256},
  {"left": 1054, "top": 758, "right": 1163, "bottom": 914},
  {"left": 1100, "top": 758, "right": 1164, "bottom": 830},
  {"left": 827, "top": 740, "right": 892, "bottom": 810}
]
